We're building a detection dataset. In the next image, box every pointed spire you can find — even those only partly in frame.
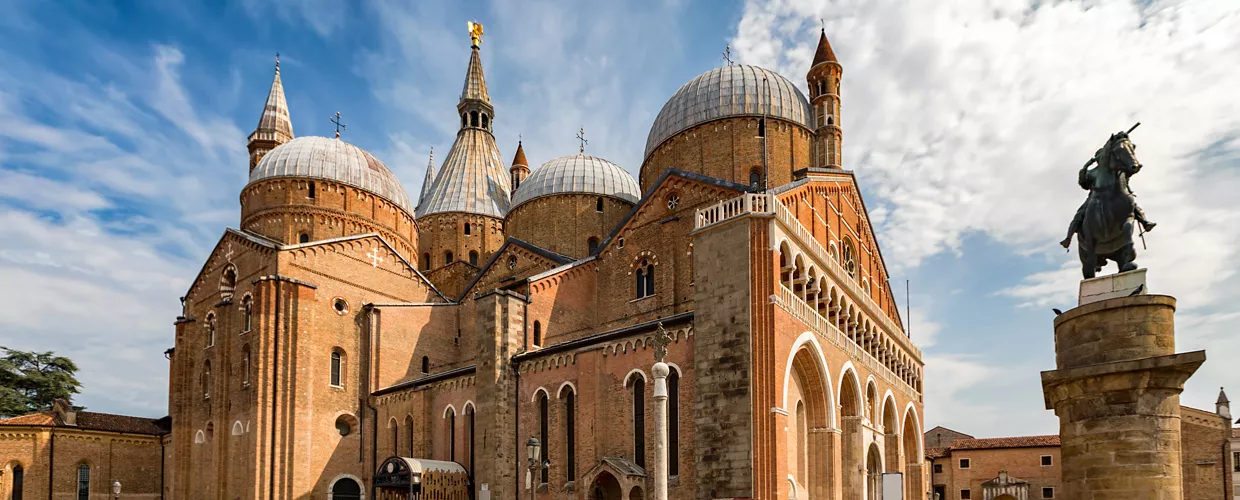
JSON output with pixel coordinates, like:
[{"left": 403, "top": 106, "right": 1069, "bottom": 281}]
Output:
[
  {"left": 1219, "top": 387, "right": 1230, "bottom": 405},
  {"left": 461, "top": 46, "right": 491, "bottom": 104},
  {"left": 512, "top": 140, "right": 528, "bottom": 167},
  {"left": 255, "top": 54, "right": 294, "bottom": 140},
  {"left": 418, "top": 147, "right": 436, "bottom": 207},
  {"left": 812, "top": 28, "right": 839, "bottom": 66}
]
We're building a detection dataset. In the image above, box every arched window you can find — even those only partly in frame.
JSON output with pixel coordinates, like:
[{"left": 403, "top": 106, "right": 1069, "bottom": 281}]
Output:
[
  {"left": 587, "top": 237, "right": 600, "bottom": 255},
  {"left": 330, "top": 350, "right": 343, "bottom": 387},
  {"left": 241, "top": 345, "right": 251, "bottom": 387},
  {"left": 76, "top": 464, "right": 89, "bottom": 500},
  {"left": 596, "top": 197, "right": 604, "bottom": 212},
  {"left": 299, "top": 233, "right": 309, "bottom": 243},
  {"left": 464, "top": 223, "right": 471, "bottom": 235},
  {"left": 538, "top": 391, "right": 549, "bottom": 484},
  {"left": 202, "top": 361, "right": 211, "bottom": 399},
  {"left": 469, "top": 251, "right": 478, "bottom": 266},
  {"left": 750, "top": 169, "right": 762, "bottom": 187},
  {"left": 470, "top": 111, "right": 479, "bottom": 127},
  {"left": 481, "top": 114, "right": 489, "bottom": 129},
  {"left": 466, "top": 405, "right": 476, "bottom": 473},
  {"left": 533, "top": 321, "right": 542, "bottom": 347},
  {"left": 390, "top": 418, "right": 399, "bottom": 454},
  {"left": 668, "top": 368, "right": 680, "bottom": 477},
  {"left": 461, "top": 114, "right": 467, "bottom": 128},
  {"left": 331, "top": 478, "right": 362, "bottom": 500},
  {"left": 635, "top": 260, "right": 655, "bottom": 299},
  {"left": 242, "top": 295, "right": 253, "bottom": 332},
  {"left": 447, "top": 408, "right": 457, "bottom": 461},
  {"left": 220, "top": 266, "right": 237, "bottom": 302},
  {"left": 421, "top": 356, "right": 429, "bottom": 375},
  {"left": 422, "top": 253, "right": 431, "bottom": 270},
  {"left": 404, "top": 415, "right": 415, "bottom": 456},
  {"left": 629, "top": 375, "right": 646, "bottom": 468},
  {"left": 205, "top": 421, "right": 214, "bottom": 442},
  {"left": 206, "top": 314, "right": 216, "bottom": 347},
  {"left": 445, "top": 251, "right": 454, "bottom": 265},
  {"left": 842, "top": 237, "right": 857, "bottom": 279},
  {"left": 12, "top": 464, "right": 24, "bottom": 500},
  {"left": 561, "top": 385, "right": 576, "bottom": 481},
  {"left": 307, "top": 182, "right": 316, "bottom": 199},
  {"left": 335, "top": 415, "right": 355, "bottom": 436},
  {"left": 645, "top": 262, "right": 656, "bottom": 298}
]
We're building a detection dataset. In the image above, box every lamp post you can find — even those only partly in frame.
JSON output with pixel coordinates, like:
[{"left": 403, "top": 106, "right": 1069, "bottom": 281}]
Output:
[
  {"left": 111, "top": 480, "right": 122, "bottom": 499},
  {"left": 650, "top": 323, "right": 672, "bottom": 500},
  {"left": 526, "top": 437, "right": 540, "bottom": 500}
]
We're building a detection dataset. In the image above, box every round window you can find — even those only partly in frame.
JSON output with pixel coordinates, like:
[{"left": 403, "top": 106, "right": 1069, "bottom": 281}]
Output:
[
  {"left": 507, "top": 256, "right": 517, "bottom": 269},
  {"left": 335, "top": 416, "right": 352, "bottom": 436},
  {"left": 333, "top": 298, "right": 349, "bottom": 315}
]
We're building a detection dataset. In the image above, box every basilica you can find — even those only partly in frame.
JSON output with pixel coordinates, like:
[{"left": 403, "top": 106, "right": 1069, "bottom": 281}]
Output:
[{"left": 164, "top": 25, "right": 925, "bottom": 500}]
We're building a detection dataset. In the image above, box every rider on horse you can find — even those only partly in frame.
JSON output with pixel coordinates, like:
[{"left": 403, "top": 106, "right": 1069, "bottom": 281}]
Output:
[{"left": 1059, "top": 130, "right": 1156, "bottom": 249}]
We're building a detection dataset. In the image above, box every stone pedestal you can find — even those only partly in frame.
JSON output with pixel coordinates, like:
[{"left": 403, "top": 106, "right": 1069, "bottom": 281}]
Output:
[{"left": 1042, "top": 284, "right": 1205, "bottom": 500}]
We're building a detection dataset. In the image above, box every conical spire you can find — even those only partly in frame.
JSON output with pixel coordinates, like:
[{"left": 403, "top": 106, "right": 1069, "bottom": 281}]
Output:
[
  {"left": 812, "top": 28, "right": 839, "bottom": 66},
  {"left": 460, "top": 46, "right": 491, "bottom": 104},
  {"left": 512, "top": 140, "right": 528, "bottom": 167},
  {"left": 255, "top": 55, "right": 294, "bottom": 140},
  {"left": 418, "top": 147, "right": 436, "bottom": 208},
  {"left": 1219, "top": 387, "right": 1230, "bottom": 405}
]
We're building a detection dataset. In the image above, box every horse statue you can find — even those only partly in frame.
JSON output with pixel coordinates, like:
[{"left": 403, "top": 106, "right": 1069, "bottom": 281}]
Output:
[{"left": 1060, "top": 125, "right": 1155, "bottom": 279}]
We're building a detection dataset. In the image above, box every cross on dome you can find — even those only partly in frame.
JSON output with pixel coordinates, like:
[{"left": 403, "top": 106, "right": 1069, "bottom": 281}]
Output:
[
  {"left": 330, "top": 112, "right": 347, "bottom": 139},
  {"left": 576, "top": 127, "right": 588, "bottom": 153}
]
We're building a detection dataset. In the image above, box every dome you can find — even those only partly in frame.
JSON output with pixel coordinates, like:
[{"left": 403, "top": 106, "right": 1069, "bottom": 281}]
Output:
[
  {"left": 510, "top": 154, "right": 641, "bottom": 210},
  {"left": 250, "top": 136, "right": 412, "bottom": 214},
  {"left": 644, "top": 65, "right": 812, "bottom": 159}
]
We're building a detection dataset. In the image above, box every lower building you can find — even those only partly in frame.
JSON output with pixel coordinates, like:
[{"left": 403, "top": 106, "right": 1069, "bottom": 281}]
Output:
[{"left": 0, "top": 400, "right": 170, "bottom": 500}]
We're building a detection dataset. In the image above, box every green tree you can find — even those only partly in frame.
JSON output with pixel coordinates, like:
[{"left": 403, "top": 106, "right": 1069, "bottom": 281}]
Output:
[{"left": 0, "top": 347, "right": 83, "bottom": 418}]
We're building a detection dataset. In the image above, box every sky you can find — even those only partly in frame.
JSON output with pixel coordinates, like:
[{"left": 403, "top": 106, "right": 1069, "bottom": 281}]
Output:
[{"left": 0, "top": 0, "right": 1236, "bottom": 439}]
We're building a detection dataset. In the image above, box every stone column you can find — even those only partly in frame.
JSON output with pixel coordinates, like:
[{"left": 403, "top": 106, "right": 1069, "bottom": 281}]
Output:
[
  {"left": 652, "top": 361, "right": 670, "bottom": 500},
  {"left": 1041, "top": 276, "right": 1205, "bottom": 500}
]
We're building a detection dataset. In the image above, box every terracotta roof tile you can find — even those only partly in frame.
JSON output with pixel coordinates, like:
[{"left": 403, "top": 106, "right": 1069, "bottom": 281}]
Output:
[
  {"left": 0, "top": 412, "right": 56, "bottom": 426},
  {"left": 951, "top": 435, "right": 1060, "bottom": 450},
  {"left": 925, "top": 447, "right": 950, "bottom": 459},
  {"left": 812, "top": 29, "right": 838, "bottom": 66},
  {"left": 0, "top": 411, "right": 167, "bottom": 435},
  {"left": 512, "top": 141, "right": 528, "bottom": 167}
]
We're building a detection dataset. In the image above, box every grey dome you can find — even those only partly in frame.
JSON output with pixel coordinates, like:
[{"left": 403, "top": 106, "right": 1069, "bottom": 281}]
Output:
[
  {"left": 510, "top": 154, "right": 640, "bottom": 210},
  {"left": 644, "top": 65, "right": 812, "bottom": 159},
  {"left": 249, "top": 136, "right": 412, "bottom": 214}
]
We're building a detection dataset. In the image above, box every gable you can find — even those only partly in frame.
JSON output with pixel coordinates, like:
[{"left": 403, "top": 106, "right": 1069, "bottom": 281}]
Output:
[
  {"left": 183, "top": 229, "right": 279, "bottom": 308},
  {"left": 281, "top": 233, "right": 449, "bottom": 303},
  {"left": 596, "top": 168, "right": 750, "bottom": 258},
  {"left": 460, "top": 238, "right": 574, "bottom": 300}
]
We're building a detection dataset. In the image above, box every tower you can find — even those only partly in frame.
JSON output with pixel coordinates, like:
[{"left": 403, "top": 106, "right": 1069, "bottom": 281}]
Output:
[
  {"left": 807, "top": 29, "right": 842, "bottom": 169},
  {"left": 1219, "top": 387, "right": 1231, "bottom": 421},
  {"left": 247, "top": 55, "right": 294, "bottom": 172},
  {"left": 510, "top": 141, "right": 529, "bottom": 191},
  {"left": 417, "top": 148, "right": 436, "bottom": 211}
]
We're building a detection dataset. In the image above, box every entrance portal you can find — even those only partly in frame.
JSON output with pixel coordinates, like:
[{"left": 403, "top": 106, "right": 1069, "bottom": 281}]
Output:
[
  {"left": 331, "top": 478, "right": 362, "bottom": 500},
  {"left": 590, "top": 471, "right": 622, "bottom": 500}
]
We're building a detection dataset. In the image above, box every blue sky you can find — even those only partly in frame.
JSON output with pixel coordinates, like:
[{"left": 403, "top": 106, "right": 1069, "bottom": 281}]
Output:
[{"left": 1, "top": 0, "right": 1237, "bottom": 438}]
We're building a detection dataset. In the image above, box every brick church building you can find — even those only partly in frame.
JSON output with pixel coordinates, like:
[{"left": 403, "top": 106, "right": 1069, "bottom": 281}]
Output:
[{"left": 162, "top": 25, "right": 925, "bottom": 500}]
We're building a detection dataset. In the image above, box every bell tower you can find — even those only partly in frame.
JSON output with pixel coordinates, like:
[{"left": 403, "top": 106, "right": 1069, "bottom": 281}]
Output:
[
  {"left": 247, "top": 55, "right": 294, "bottom": 172},
  {"left": 510, "top": 141, "right": 529, "bottom": 191},
  {"left": 807, "top": 29, "right": 842, "bottom": 169}
]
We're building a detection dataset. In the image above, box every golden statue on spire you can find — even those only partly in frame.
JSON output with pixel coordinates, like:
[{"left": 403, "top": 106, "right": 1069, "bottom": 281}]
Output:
[{"left": 467, "top": 21, "right": 484, "bottom": 47}]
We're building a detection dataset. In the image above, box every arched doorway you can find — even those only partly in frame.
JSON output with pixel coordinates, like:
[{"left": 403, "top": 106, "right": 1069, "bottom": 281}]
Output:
[
  {"left": 11, "top": 464, "right": 23, "bottom": 500},
  {"left": 330, "top": 477, "right": 362, "bottom": 500},
  {"left": 628, "top": 486, "right": 643, "bottom": 500},
  {"left": 866, "top": 443, "right": 883, "bottom": 500},
  {"left": 589, "top": 471, "right": 622, "bottom": 500},
  {"left": 839, "top": 369, "right": 863, "bottom": 496},
  {"left": 902, "top": 408, "right": 924, "bottom": 500},
  {"left": 786, "top": 342, "right": 834, "bottom": 499}
]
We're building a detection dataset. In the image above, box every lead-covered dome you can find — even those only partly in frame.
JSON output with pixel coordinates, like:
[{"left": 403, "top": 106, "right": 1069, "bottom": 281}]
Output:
[
  {"left": 510, "top": 154, "right": 640, "bottom": 210},
  {"left": 644, "top": 65, "right": 812, "bottom": 159},
  {"left": 250, "top": 136, "right": 412, "bottom": 214}
]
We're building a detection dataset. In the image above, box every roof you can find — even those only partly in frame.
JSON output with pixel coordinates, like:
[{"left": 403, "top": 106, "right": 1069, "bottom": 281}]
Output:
[
  {"left": 0, "top": 410, "right": 167, "bottom": 435},
  {"left": 512, "top": 141, "right": 528, "bottom": 167},
  {"left": 460, "top": 47, "right": 490, "bottom": 104},
  {"left": 416, "top": 128, "right": 511, "bottom": 218},
  {"left": 249, "top": 136, "right": 413, "bottom": 214},
  {"left": 811, "top": 29, "right": 839, "bottom": 67},
  {"left": 250, "top": 56, "right": 293, "bottom": 143},
  {"left": 417, "top": 148, "right": 436, "bottom": 209},
  {"left": 644, "top": 64, "right": 812, "bottom": 159},
  {"left": 925, "top": 447, "right": 950, "bottom": 459},
  {"left": 1218, "top": 387, "right": 1229, "bottom": 404},
  {"left": 951, "top": 435, "right": 1060, "bottom": 451},
  {"left": 509, "top": 154, "right": 641, "bottom": 210}
]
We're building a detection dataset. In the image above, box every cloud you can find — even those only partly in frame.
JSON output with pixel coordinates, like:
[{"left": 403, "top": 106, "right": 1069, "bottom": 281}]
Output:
[{"left": 239, "top": 0, "right": 345, "bottom": 37}]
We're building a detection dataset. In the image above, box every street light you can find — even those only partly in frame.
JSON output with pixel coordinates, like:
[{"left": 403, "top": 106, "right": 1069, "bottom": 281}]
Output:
[
  {"left": 526, "top": 437, "right": 540, "bottom": 500},
  {"left": 111, "top": 480, "right": 122, "bottom": 499}
]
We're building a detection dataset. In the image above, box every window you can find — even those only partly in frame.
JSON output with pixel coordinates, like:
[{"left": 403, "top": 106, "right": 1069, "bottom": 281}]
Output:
[
  {"left": 307, "top": 182, "right": 316, "bottom": 199},
  {"left": 635, "top": 260, "right": 655, "bottom": 299},
  {"left": 330, "top": 350, "right": 343, "bottom": 387},
  {"left": 507, "top": 255, "right": 518, "bottom": 269},
  {"left": 206, "top": 314, "right": 216, "bottom": 347},
  {"left": 461, "top": 114, "right": 467, "bottom": 128},
  {"left": 202, "top": 361, "right": 211, "bottom": 399},
  {"left": 1234, "top": 451, "right": 1240, "bottom": 472},
  {"left": 241, "top": 346, "right": 251, "bottom": 387},
  {"left": 421, "top": 356, "right": 429, "bottom": 375},
  {"left": 445, "top": 251, "right": 454, "bottom": 265},
  {"left": 666, "top": 194, "right": 680, "bottom": 211},
  {"left": 587, "top": 237, "right": 599, "bottom": 255},
  {"left": 466, "top": 405, "right": 476, "bottom": 474},
  {"left": 12, "top": 464, "right": 23, "bottom": 500},
  {"left": 331, "top": 478, "right": 362, "bottom": 500},
  {"left": 335, "top": 415, "right": 353, "bottom": 436},
  {"left": 391, "top": 419, "right": 399, "bottom": 454},
  {"left": 630, "top": 376, "right": 646, "bottom": 468},
  {"left": 533, "top": 321, "right": 542, "bottom": 347},
  {"left": 959, "top": 458, "right": 970, "bottom": 469},
  {"left": 933, "top": 463, "right": 943, "bottom": 474},
  {"left": 242, "top": 295, "right": 253, "bottom": 332},
  {"left": 596, "top": 197, "right": 604, "bottom": 212},
  {"left": 299, "top": 233, "right": 309, "bottom": 243},
  {"left": 422, "top": 253, "right": 431, "bottom": 270},
  {"left": 469, "top": 251, "right": 478, "bottom": 266},
  {"left": 447, "top": 408, "right": 456, "bottom": 461},
  {"left": 842, "top": 237, "right": 857, "bottom": 278},
  {"left": 481, "top": 114, "right": 489, "bottom": 129},
  {"left": 1042, "top": 487, "right": 1054, "bottom": 499},
  {"left": 749, "top": 169, "right": 761, "bottom": 187},
  {"left": 333, "top": 298, "right": 349, "bottom": 314},
  {"left": 464, "top": 223, "right": 471, "bottom": 235},
  {"left": 76, "top": 464, "right": 89, "bottom": 500},
  {"left": 470, "top": 111, "right": 479, "bottom": 127},
  {"left": 617, "top": 237, "right": 625, "bottom": 249},
  {"left": 561, "top": 386, "right": 576, "bottom": 481},
  {"left": 538, "top": 392, "right": 549, "bottom": 484},
  {"left": 1041, "top": 455, "right": 1053, "bottom": 466},
  {"left": 404, "top": 415, "right": 415, "bottom": 456},
  {"left": 960, "top": 489, "right": 971, "bottom": 500},
  {"left": 668, "top": 368, "right": 680, "bottom": 476}
]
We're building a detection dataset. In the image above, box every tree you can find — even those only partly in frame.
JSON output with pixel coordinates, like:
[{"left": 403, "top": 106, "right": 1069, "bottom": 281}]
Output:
[{"left": 0, "top": 347, "right": 83, "bottom": 418}]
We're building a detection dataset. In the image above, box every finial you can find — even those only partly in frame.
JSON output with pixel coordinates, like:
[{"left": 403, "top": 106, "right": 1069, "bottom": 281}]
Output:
[
  {"left": 275, "top": 53, "right": 280, "bottom": 73},
  {"left": 820, "top": 18, "right": 825, "bottom": 32},
  {"left": 468, "top": 21, "right": 484, "bottom": 48},
  {"left": 330, "top": 111, "right": 347, "bottom": 139},
  {"left": 429, "top": 146, "right": 434, "bottom": 162},
  {"left": 722, "top": 45, "right": 734, "bottom": 66},
  {"left": 652, "top": 322, "right": 671, "bottom": 363},
  {"left": 576, "top": 127, "right": 588, "bottom": 154}
]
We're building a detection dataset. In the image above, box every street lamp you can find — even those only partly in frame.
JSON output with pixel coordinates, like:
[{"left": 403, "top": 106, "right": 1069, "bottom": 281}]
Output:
[
  {"left": 526, "top": 437, "right": 540, "bottom": 500},
  {"left": 111, "top": 480, "right": 122, "bottom": 499}
]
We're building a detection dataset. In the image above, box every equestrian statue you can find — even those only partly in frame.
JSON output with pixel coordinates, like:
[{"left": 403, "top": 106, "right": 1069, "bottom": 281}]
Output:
[{"left": 1060, "top": 123, "right": 1156, "bottom": 279}]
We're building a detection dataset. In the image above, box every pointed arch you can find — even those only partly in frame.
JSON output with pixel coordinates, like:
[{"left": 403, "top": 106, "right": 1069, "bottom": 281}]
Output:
[
  {"left": 837, "top": 363, "right": 863, "bottom": 418},
  {"left": 781, "top": 332, "right": 836, "bottom": 427}
]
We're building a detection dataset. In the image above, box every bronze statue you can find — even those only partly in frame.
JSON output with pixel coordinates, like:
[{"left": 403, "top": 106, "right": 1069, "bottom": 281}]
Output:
[{"left": 1059, "top": 124, "right": 1154, "bottom": 279}]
